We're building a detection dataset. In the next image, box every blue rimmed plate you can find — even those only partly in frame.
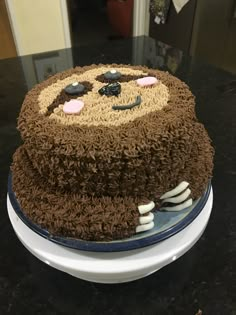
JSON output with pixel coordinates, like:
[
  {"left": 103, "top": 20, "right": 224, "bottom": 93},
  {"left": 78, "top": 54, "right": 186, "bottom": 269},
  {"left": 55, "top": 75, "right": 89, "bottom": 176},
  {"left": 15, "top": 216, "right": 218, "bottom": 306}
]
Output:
[{"left": 8, "top": 173, "right": 211, "bottom": 252}]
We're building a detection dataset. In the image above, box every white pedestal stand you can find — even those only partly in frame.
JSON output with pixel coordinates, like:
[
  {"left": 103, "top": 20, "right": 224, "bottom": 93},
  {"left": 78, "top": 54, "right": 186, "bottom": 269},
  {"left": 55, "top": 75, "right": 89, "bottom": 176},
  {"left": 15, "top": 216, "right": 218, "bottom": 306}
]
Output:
[{"left": 7, "top": 188, "right": 213, "bottom": 283}]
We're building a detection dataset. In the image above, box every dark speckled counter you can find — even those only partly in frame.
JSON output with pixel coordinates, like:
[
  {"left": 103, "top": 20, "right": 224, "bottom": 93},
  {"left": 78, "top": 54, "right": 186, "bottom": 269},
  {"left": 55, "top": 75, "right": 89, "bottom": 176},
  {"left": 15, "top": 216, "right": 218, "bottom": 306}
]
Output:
[{"left": 0, "top": 36, "right": 235, "bottom": 315}]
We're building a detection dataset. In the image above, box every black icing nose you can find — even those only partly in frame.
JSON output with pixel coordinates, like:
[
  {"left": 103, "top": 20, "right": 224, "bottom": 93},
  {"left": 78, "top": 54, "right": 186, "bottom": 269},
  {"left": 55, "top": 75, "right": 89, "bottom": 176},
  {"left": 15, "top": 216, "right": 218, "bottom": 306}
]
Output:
[{"left": 98, "top": 82, "right": 121, "bottom": 97}]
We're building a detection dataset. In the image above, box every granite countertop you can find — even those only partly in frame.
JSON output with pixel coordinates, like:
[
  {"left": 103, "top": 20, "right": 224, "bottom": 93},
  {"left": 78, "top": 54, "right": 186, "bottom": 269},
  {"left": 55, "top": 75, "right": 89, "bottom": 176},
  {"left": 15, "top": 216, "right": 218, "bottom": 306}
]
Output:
[{"left": 0, "top": 36, "right": 235, "bottom": 315}]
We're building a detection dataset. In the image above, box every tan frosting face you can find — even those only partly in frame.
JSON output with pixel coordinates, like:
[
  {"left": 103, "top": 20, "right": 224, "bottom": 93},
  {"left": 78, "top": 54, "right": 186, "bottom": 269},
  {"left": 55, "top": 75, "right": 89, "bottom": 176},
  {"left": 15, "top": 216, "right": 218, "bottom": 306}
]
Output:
[{"left": 38, "top": 67, "right": 169, "bottom": 127}]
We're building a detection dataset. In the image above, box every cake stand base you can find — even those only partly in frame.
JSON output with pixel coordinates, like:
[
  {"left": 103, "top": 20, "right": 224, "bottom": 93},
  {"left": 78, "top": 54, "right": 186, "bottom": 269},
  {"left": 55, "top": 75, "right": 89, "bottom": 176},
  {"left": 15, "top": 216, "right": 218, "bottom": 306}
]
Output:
[{"left": 7, "top": 188, "right": 213, "bottom": 283}]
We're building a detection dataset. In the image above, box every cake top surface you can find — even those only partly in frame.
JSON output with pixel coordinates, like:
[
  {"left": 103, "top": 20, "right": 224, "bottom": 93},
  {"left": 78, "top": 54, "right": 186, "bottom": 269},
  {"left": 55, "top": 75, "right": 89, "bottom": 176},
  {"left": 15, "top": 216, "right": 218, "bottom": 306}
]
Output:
[
  {"left": 18, "top": 64, "right": 195, "bottom": 157},
  {"left": 38, "top": 66, "right": 169, "bottom": 127}
]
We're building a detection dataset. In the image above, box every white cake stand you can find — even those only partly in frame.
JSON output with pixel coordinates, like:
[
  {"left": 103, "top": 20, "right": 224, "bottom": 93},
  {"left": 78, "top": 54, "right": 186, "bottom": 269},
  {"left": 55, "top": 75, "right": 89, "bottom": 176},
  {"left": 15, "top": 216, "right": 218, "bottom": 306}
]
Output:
[{"left": 7, "top": 188, "right": 213, "bottom": 283}]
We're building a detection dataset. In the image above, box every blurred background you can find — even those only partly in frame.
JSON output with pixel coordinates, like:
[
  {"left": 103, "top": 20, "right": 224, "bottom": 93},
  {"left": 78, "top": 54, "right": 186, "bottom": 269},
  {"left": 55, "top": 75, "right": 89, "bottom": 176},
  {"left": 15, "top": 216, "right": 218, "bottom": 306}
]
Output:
[{"left": 0, "top": 0, "right": 236, "bottom": 73}]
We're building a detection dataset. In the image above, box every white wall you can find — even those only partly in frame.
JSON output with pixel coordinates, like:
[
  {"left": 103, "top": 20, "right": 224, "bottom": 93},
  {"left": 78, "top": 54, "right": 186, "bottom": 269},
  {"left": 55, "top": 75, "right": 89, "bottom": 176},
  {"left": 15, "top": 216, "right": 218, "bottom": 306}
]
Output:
[
  {"left": 6, "top": 0, "right": 71, "bottom": 56},
  {"left": 133, "top": 0, "right": 150, "bottom": 36}
]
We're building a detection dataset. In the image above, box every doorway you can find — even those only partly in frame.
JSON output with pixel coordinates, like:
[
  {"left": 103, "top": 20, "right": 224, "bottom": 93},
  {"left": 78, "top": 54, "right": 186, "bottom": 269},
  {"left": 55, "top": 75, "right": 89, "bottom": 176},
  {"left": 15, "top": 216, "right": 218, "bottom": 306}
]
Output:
[{"left": 67, "top": 0, "right": 134, "bottom": 47}]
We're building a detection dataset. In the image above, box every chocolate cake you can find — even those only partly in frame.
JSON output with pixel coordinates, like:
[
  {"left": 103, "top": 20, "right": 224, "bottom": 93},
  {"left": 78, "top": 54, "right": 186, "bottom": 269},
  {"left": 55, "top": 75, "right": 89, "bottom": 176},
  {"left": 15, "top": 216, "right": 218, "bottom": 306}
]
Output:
[{"left": 11, "top": 64, "right": 214, "bottom": 241}]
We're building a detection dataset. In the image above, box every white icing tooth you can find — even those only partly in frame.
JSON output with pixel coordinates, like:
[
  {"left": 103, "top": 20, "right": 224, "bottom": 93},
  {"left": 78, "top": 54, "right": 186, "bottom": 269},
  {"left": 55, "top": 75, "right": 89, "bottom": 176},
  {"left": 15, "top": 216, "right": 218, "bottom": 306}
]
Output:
[
  {"left": 136, "top": 221, "right": 154, "bottom": 233},
  {"left": 138, "top": 201, "right": 155, "bottom": 214},
  {"left": 163, "top": 188, "right": 191, "bottom": 204},
  {"left": 160, "top": 181, "right": 189, "bottom": 200},
  {"left": 161, "top": 198, "right": 193, "bottom": 211},
  {"left": 139, "top": 212, "right": 154, "bottom": 225}
]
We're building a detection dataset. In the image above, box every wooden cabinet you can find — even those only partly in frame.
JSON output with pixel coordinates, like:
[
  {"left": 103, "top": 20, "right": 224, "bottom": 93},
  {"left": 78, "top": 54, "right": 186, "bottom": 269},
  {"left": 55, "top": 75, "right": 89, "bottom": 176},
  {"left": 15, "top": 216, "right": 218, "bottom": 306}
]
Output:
[
  {"left": 149, "top": 0, "right": 236, "bottom": 72},
  {"left": 0, "top": 0, "right": 17, "bottom": 59},
  {"left": 149, "top": 0, "right": 197, "bottom": 52},
  {"left": 190, "top": 0, "right": 236, "bottom": 73}
]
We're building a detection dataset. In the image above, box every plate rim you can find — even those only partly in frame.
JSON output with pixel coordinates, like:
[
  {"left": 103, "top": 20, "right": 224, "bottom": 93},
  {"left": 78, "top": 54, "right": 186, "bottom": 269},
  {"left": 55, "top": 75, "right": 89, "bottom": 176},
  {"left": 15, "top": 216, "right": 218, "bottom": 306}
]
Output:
[{"left": 8, "top": 173, "right": 211, "bottom": 252}]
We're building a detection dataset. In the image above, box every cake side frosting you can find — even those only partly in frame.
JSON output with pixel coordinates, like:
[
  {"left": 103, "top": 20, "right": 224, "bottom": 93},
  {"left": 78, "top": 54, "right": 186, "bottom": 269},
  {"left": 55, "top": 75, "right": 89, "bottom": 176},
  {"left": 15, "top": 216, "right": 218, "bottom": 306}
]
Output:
[
  {"left": 11, "top": 64, "right": 214, "bottom": 241},
  {"left": 16, "top": 65, "right": 199, "bottom": 197}
]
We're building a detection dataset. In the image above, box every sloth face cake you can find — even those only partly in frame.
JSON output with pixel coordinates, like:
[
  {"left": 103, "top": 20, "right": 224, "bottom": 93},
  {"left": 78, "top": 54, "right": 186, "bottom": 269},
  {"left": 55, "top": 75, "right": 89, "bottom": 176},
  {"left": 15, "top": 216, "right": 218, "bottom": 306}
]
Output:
[{"left": 11, "top": 64, "right": 214, "bottom": 241}]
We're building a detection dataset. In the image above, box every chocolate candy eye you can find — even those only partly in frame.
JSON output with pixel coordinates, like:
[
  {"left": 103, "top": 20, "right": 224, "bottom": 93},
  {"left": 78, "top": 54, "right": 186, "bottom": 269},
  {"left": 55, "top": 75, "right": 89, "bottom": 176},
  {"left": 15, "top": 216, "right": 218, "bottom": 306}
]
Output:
[
  {"left": 104, "top": 69, "right": 122, "bottom": 80},
  {"left": 98, "top": 82, "right": 121, "bottom": 97},
  {"left": 65, "top": 82, "right": 85, "bottom": 95}
]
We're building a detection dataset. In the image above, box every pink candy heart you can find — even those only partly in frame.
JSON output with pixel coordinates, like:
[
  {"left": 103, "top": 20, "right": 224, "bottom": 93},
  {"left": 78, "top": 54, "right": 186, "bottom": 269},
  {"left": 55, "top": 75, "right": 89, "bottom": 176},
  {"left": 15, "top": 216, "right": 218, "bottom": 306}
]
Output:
[
  {"left": 63, "top": 99, "right": 84, "bottom": 114},
  {"left": 136, "top": 76, "right": 158, "bottom": 87}
]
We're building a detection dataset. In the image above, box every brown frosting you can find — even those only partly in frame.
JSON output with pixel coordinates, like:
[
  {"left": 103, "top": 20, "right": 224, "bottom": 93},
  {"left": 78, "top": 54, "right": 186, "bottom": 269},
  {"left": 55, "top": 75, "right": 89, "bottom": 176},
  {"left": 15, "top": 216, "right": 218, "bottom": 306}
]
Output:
[
  {"left": 11, "top": 64, "right": 214, "bottom": 241},
  {"left": 11, "top": 146, "right": 140, "bottom": 241},
  {"left": 46, "top": 81, "right": 93, "bottom": 116}
]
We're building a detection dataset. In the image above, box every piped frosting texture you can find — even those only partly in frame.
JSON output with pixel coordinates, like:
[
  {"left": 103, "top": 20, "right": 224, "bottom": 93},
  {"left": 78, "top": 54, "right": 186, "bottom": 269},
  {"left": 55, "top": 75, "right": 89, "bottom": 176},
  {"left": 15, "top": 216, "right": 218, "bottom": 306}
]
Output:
[
  {"left": 38, "top": 67, "right": 169, "bottom": 127},
  {"left": 11, "top": 64, "right": 214, "bottom": 241}
]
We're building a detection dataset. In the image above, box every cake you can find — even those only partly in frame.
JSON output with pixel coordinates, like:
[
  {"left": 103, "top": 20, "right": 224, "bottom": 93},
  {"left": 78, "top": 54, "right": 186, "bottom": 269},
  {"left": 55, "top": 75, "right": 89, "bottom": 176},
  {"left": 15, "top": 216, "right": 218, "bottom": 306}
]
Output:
[{"left": 11, "top": 64, "right": 214, "bottom": 241}]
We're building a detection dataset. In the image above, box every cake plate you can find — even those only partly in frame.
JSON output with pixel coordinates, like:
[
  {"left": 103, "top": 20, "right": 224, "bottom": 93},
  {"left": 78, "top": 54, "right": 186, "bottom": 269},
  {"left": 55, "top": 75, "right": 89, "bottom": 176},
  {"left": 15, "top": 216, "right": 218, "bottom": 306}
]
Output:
[{"left": 7, "top": 187, "right": 213, "bottom": 283}]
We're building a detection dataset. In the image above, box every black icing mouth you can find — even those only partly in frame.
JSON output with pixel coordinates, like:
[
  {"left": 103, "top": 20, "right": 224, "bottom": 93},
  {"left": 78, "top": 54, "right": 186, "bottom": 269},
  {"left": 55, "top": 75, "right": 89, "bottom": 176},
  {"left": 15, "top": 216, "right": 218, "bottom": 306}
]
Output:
[{"left": 112, "top": 95, "right": 142, "bottom": 111}]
